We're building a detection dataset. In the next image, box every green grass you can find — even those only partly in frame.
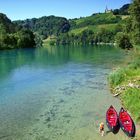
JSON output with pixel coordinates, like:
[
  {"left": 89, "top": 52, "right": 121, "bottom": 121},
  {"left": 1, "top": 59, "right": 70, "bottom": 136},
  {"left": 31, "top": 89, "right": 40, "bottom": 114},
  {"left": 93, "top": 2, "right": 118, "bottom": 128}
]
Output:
[
  {"left": 69, "top": 26, "right": 89, "bottom": 34},
  {"left": 73, "top": 13, "right": 121, "bottom": 26},
  {"left": 121, "top": 88, "right": 140, "bottom": 122},
  {"left": 109, "top": 68, "right": 128, "bottom": 87},
  {"left": 69, "top": 12, "right": 128, "bottom": 36},
  {"left": 109, "top": 48, "right": 140, "bottom": 87},
  {"left": 69, "top": 24, "right": 119, "bottom": 35},
  {"left": 109, "top": 45, "right": 140, "bottom": 123}
]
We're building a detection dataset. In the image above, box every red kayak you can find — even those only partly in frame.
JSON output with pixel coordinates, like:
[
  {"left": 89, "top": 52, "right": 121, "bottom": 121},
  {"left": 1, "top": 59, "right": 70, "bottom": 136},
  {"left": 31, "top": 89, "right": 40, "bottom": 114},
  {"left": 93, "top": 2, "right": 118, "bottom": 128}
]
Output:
[
  {"left": 106, "top": 105, "right": 120, "bottom": 134},
  {"left": 119, "top": 107, "right": 135, "bottom": 137}
]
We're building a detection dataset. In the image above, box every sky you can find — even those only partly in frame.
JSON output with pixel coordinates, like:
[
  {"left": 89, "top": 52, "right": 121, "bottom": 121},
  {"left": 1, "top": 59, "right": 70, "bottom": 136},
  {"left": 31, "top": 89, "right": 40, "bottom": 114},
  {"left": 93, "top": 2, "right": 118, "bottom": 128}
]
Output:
[{"left": 0, "top": 0, "right": 131, "bottom": 21}]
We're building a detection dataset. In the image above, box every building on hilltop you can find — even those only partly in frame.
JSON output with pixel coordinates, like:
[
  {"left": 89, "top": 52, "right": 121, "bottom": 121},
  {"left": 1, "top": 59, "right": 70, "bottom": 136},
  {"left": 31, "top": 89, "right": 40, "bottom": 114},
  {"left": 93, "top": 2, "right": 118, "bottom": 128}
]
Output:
[{"left": 105, "top": 6, "right": 112, "bottom": 13}]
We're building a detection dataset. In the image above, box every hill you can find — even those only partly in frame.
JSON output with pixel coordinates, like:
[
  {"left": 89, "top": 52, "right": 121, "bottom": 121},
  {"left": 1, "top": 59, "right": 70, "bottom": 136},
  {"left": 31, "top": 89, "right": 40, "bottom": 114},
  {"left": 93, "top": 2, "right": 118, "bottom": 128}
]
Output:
[
  {"left": 0, "top": 13, "right": 36, "bottom": 50},
  {"left": 113, "top": 4, "right": 130, "bottom": 15},
  {"left": 0, "top": 13, "right": 16, "bottom": 33},
  {"left": 55, "top": 12, "right": 129, "bottom": 45},
  {"left": 69, "top": 12, "right": 124, "bottom": 35},
  {"left": 54, "top": 4, "right": 130, "bottom": 45},
  {"left": 14, "top": 16, "right": 70, "bottom": 39},
  {"left": 71, "top": 13, "right": 122, "bottom": 29},
  {"left": 12, "top": 3, "right": 130, "bottom": 45}
]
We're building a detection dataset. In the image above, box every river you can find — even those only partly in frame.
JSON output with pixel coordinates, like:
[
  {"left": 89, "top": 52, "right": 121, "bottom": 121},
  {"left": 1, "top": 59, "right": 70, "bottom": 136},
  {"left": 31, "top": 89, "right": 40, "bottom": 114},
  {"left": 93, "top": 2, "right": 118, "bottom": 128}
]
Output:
[{"left": 0, "top": 45, "right": 130, "bottom": 140}]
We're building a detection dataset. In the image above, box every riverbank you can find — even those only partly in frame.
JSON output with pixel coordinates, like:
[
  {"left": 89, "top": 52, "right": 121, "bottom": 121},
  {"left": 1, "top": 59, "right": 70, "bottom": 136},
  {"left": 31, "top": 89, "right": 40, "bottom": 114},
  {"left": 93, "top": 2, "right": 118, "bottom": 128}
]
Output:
[{"left": 109, "top": 45, "right": 140, "bottom": 139}]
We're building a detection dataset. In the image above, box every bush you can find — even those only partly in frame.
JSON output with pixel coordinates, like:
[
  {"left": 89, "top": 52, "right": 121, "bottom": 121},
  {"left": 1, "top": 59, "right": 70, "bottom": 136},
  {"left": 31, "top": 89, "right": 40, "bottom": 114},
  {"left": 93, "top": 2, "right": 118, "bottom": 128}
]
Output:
[
  {"left": 49, "top": 40, "right": 56, "bottom": 45},
  {"left": 115, "top": 32, "right": 133, "bottom": 49},
  {"left": 109, "top": 68, "right": 127, "bottom": 87}
]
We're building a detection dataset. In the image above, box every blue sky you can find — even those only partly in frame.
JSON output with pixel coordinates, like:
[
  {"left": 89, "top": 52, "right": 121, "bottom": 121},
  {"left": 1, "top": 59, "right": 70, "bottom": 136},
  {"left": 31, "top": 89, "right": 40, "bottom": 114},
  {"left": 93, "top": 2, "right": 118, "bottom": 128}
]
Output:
[{"left": 0, "top": 0, "right": 131, "bottom": 20}]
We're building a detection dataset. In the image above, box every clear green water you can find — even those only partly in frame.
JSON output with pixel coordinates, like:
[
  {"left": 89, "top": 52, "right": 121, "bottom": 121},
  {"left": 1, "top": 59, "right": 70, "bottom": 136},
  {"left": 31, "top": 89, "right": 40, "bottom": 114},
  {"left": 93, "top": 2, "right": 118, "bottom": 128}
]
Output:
[{"left": 0, "top": 45, "right": 130, "bottom": 140}]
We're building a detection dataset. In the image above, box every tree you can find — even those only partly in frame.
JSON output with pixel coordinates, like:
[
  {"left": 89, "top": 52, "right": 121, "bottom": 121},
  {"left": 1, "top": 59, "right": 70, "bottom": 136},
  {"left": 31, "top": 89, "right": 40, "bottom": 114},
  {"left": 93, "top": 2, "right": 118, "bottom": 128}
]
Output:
[
  {"left": 129, "top": 0, "right": 140, "bottom": 44},
  {"left": 113, "top": 4, "right": 130, "bottom": 15},
  {"left": 14, "top": 16, "right": 70, "bottom": 39},
  {"left": 34, "top": 33, "right": 43, "bottom": 47},
  {"left": 16, "top": 29, "right": 35, "bottom": 48},
  {"left": 0, "top": 13, "right": 36, "bottom": 50},
  {"left": 115, "top": 32, "right": 133, "bottom": 49}
]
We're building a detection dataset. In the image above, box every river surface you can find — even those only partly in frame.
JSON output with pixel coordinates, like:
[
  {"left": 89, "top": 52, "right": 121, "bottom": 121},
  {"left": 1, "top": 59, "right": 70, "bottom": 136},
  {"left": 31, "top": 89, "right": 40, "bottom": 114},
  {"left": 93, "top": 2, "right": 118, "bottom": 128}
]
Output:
[{"left": 0, "top": 45, "right": 130, "bottom": 140}]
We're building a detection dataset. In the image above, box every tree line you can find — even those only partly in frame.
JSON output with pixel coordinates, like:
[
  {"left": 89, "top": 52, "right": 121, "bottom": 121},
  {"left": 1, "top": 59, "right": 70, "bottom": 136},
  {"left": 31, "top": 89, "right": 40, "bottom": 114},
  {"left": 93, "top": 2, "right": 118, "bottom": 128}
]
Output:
[
  {"left": 54, "top": 27, "right": 120, "bottom": 45},
  {"left": 0, "top": 13, "right": 36, "bottom": 50},
  {"left": 115, "top": 0, "right": 140, "bottom": 49},
  {"left": 14, "top": 16, "right": 70, "bottom": 40}
]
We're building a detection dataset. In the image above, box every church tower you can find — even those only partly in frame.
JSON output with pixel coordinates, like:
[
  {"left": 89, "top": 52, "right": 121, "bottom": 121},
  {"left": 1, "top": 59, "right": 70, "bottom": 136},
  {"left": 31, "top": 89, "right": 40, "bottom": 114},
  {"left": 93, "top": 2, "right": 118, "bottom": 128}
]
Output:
[
  {"left": 105, "top": 6, "right": 112, "bottom": 13},
  {"left": 105, "top": 6, "right": 108, "bottom": 13}
]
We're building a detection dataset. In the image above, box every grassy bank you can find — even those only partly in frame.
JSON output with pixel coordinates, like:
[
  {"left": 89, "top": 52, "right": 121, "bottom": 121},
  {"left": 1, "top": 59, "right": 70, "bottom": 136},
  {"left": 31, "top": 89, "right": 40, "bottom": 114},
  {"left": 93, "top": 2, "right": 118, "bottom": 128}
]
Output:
[{"left": 109, "top": 46, "right": 140, "bottom": 137}]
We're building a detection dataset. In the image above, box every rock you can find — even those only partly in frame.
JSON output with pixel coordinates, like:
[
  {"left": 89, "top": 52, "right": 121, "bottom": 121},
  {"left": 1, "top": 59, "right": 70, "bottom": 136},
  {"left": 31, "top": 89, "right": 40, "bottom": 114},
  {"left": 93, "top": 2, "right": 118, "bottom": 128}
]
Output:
[
  {"left": 113, "top": 93, "right": 121, "bottom": 97},
  {"left": 128, "top": 83, "right": 134, "bottom": 87}
]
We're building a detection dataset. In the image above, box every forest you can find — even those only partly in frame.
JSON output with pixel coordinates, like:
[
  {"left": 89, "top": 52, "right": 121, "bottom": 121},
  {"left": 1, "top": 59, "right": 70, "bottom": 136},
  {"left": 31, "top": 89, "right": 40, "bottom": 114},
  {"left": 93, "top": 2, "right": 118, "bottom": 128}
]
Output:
[
  {"left": 0, "top": 13, "right": 35, "bottom": 49},
  {"left": 0, "top": 1, "right": 140, "bottom": 49}
]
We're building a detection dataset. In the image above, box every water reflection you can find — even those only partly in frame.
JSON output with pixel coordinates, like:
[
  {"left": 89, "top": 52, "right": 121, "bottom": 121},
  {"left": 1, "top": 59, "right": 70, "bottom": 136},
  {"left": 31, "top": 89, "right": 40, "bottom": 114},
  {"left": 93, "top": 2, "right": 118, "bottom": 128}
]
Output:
[{"left": 0, "top": 45, "right": 125, "bottom": 80}]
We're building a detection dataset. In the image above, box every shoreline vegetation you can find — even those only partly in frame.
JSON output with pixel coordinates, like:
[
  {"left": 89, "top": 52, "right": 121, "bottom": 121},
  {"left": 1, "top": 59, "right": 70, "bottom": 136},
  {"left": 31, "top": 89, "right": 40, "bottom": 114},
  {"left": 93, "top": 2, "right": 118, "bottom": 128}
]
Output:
[
  {"left": 109, "top": 45, "right": 140, "bottom": 139},
  {"left": 107, "top": 1, "right": 140, "bottom": 138},
  {"left": 43, "top": 37, "right": 116, "bottom": 47},
  {"left": 108, "top": 0, "right": 140, "bottom": 134}
]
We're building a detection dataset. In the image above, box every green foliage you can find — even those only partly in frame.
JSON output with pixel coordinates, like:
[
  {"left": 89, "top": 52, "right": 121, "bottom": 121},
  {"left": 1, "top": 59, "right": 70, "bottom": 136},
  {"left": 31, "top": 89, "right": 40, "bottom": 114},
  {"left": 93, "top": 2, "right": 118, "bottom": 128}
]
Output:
[
  {"left": 114, "top": 0, "right": 140, "bottom": 48},
  {"left": 58, "top": 11, "right": 127, "bottom": 45},
  {"left": 49, "top": 40, "right": 56, "bottom": 46},
  {"left": 109, "top": 59, "right": 140, "bottom": 89},
  {"left": 129, "top": 0, "right": 140, "bottom": 44},
  {"left": 97, "top": 27, "right": 115, "bottom": 43},
  {"left": 109, "top": 53, "right": 140, "bottom": 87},
  {"left": 71, "top": 13, "right": 122, "bottom": 29},
  {"left": 124, "top": 18, "right": 133, "bottom": 33},
  {"left": 14, "top": 16, "right": 70, "bottom": 39},
  {"left": 115, "top": 32, "right": 133, "bottom": 49},
  {"left": 0, "top": 13, "right": 36, "bottom": 49},
  {"left": 109, "top": 44, "right": 140, "bottom": 122},
  {"left": 72, "top": 23, "right": 122, "bottom": 34},
  {"left": 0, "top": 13, "right": 15, "bottom": 33},
  {"left": 121, "top": 88, "right": 140, "bottom": 122},
  {"left": 16, "top": 29, "right": 35, "bottom": 48},
  {"left": 113, "top": 4, "right": 130, "bottom": 15},
  {"left": 109, "top": 68, "right": 127, "bottom": 87},
  {"left": 34, "top": 33, "right": 43, "bottom": 47},
  {"left": 55, "top": 29, "right": 95, "bottom": 45},
  {"left": 56, "top": 17, "right": 125, "bottom": 45},
  {"left": 128, "top": 55, "right": 140, "bottom": 70}
]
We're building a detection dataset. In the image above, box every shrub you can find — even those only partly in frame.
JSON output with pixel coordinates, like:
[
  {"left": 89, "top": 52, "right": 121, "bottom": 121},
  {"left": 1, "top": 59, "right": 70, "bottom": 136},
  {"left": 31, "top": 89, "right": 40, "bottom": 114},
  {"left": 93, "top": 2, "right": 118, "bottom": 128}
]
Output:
[
  {"left": 115, "top": 32, "right": 133, "bottom": 49},
  {"left": 109, "top": 68, "right": 127, "bottom": 87}
]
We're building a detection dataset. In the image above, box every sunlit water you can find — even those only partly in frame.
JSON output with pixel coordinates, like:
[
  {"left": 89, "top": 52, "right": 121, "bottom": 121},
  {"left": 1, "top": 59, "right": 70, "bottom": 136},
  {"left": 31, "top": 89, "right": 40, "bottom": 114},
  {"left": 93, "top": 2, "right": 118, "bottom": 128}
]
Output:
[{"left": 0, "top": 45, "right": 130, "bottom": 140}]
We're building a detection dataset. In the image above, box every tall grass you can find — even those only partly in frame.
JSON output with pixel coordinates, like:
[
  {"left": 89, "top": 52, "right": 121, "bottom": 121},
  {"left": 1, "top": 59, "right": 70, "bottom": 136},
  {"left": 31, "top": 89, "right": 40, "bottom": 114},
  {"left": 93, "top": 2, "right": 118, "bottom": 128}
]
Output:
[
  {"left": 109, "top": 52, "right": 140, "bottom": 87},
  {"left": 109, "top": 45, "right": 140, "bottom": 123},
  {"left": 109, "top": 68, "right": 127, "bottom": 87},
  {"left": 121, "top": 88, "right": 140, "bottom": 122},
  {"left": 128, "top": 57, "right": 140, "bottom": 70}
]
